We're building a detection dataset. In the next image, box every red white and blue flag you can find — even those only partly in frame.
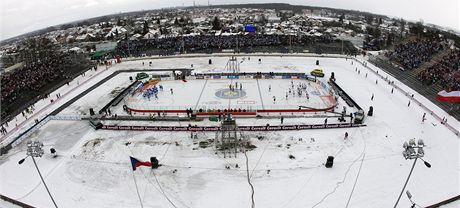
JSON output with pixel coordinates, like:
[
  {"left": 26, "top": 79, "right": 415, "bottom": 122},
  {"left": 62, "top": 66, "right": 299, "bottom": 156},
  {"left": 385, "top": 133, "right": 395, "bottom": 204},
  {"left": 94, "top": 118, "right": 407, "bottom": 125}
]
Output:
[
  {"left": 130, "top": 156, "right": 152, "bottom": 171},
  {"left": 436, "top": 90, "right": 460, "bottom": 103}
]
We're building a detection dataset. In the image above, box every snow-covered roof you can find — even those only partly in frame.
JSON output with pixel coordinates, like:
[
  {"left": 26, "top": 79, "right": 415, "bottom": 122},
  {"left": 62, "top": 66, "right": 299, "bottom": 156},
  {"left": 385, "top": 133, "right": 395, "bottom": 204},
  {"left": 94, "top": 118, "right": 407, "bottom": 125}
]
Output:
[
  {"left": 143, "top": 30, "right": 160, "bottom": 39},
  {"left": 130, "top": 33, "right": 142, "bottom": 40},
  {"left": 192, "top": 17, "right": 206, "bottom": 24},
  {"left": 76, "top": 33, "right": 95, "bottom": 40},
  {"left": 69, "top": 47, "right": 82, "bottom": 52}
]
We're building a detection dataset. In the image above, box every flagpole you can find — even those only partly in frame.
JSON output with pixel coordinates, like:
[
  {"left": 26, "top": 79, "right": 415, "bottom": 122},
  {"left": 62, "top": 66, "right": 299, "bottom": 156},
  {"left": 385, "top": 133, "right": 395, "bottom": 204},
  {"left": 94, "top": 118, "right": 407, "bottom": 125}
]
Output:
[{"left": 131, "top": 171, "right": 144, "bottom": 208}]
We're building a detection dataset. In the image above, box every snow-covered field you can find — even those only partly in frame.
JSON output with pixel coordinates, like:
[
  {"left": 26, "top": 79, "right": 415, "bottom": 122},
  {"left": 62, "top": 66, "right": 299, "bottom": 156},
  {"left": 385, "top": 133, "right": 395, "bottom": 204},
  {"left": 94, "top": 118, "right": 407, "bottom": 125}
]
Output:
[{"left": 0, "top": 55, "right": 459, "bottom": 208}]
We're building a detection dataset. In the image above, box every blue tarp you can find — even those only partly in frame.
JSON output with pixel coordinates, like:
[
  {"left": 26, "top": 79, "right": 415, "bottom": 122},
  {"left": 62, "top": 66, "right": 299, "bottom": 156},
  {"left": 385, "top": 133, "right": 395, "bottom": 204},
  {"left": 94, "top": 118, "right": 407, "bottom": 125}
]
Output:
[{"left": 245, "top": 25, "right": 256, "bottom": 33}]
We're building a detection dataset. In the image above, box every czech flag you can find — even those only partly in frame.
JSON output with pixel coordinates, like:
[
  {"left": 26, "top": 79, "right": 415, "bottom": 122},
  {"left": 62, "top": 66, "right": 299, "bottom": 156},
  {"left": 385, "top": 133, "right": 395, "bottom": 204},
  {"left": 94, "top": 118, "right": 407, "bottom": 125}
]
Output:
[
  {"left": 130, "top": 156, "right": 152, "bottom": 171},
  {"left": 436, "top": 90, "right": 460, "bottom": 103}
]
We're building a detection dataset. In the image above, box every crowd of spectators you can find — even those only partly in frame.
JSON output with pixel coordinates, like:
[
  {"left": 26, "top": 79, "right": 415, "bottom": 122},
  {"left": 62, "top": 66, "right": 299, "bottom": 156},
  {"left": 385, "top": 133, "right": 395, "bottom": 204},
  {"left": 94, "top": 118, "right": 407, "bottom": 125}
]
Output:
[
  {"left": 1, "top": 53, "right": 68, "bottom": 105},
  {"left": 115, "top": 34, "right": 337, "bottom": 57},
  {"left": 386, "top": 39, "right": 443, "bottom": 70},
  {"left": 1, "top": 51, "right": 92, "bottom": 122},
  {"left": 418, "top": 49, "right": 460, "bottom": 91}
]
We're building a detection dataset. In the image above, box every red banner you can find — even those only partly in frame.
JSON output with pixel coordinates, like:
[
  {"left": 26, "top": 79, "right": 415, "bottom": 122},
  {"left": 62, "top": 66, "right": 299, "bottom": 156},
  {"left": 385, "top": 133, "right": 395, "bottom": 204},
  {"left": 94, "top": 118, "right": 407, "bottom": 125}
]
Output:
[{"left": 437, "top": 90, "right": 460, "bottom": 103}]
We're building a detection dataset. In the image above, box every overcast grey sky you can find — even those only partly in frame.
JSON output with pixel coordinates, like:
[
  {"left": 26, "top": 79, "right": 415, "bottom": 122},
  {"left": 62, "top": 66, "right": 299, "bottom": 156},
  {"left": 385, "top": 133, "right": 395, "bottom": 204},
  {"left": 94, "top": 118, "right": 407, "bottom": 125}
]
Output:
[{"left": 0, "top": 0, "right": 459, "bottom": 40}]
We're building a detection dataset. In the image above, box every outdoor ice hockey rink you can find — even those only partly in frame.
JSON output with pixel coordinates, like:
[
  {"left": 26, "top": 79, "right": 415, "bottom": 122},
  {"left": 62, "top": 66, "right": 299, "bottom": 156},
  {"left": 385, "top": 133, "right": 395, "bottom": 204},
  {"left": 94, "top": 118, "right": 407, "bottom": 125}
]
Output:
[
  {"left": 0, "top": 55, "right": 458, "bottom": 208},
  {"left": 125, "top": 78, "right": 335, "bottom": 113}
]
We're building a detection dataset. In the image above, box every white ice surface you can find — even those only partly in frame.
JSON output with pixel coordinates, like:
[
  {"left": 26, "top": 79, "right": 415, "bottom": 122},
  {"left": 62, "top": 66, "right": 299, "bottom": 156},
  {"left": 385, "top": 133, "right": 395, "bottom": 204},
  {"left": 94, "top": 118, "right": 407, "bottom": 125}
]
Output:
[{"left": 123, "top": 78, "right": 333, "bottom": 112}]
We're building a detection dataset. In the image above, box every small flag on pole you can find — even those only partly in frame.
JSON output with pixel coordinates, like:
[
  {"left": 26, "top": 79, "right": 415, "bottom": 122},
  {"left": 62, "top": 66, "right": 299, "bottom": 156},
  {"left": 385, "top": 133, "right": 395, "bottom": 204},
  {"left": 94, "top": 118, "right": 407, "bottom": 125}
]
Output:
[{"left": 130, "top": 156, "right": 152, "bottom": 171}]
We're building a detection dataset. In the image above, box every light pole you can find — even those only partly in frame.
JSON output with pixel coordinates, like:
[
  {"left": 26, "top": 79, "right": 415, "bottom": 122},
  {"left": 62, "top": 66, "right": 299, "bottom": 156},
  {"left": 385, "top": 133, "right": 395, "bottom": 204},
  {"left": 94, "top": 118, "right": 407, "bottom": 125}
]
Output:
[
  {"left": 393, "top": 138, "right": 431, "bottom": 208},
  {"left": 18, "top": 141, "right": 58, "bottom": 208}
]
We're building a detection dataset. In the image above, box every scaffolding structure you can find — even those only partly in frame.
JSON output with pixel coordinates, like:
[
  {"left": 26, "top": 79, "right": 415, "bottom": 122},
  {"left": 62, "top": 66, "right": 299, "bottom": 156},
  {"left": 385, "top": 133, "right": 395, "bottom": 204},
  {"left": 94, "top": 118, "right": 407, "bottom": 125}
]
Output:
[
  {"left": 225, "top": 56, "right": 240, "bottom": 74},
  {"left": 215, "top": 114, "right": 247, "bottom": 158}
]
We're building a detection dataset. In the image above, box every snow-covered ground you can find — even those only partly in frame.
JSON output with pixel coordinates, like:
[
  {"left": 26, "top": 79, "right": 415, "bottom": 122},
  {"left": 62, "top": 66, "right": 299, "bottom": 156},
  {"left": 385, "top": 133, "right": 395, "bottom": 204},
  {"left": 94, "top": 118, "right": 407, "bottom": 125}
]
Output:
[{"left": 0, "top": 55, "right": 459, "bottom": 208}]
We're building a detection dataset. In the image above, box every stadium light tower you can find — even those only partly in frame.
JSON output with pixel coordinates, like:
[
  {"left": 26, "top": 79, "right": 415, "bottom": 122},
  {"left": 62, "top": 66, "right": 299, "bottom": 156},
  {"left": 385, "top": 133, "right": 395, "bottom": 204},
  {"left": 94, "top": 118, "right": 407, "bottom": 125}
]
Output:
[
  {"left": 393, "top": 138, "right": 431, "bottom": 208},
  {"left": 18, "top": 141, "right": 59, "bottom": 208}
]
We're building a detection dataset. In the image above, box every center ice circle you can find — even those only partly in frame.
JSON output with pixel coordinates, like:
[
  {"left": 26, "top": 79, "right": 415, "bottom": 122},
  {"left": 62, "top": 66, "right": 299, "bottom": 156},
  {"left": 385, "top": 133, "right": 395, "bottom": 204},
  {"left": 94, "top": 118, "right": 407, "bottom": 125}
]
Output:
[{"left": 215, "top": 89, "right": 246, "bottom": 99}]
